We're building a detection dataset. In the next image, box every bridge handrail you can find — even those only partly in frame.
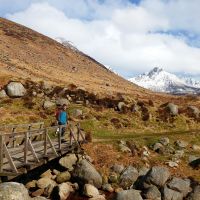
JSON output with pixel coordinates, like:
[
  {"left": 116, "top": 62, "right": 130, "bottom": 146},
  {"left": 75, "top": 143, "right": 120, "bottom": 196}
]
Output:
[{"left": 0, "top": 122, "right": 44, "bottom": 130}]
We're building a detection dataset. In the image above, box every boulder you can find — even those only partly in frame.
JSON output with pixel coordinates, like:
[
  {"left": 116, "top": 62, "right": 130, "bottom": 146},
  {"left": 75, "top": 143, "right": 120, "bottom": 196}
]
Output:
[
  {"left": 56, "top": 98, "right": 70, "bottom": 106},
  {"left": 58, "top": 183, "right": 74, "bottom": 200},
  {"left": 163, "top": 185, "right": 183, "bottom": 200},
  {"left": 119, "top": 166, "right": 139, "bottom": 189},
  {"left": 187, "top": 106, "right": 200, "bottom": 119},
  {"left": 118, "top": 102, "right": 126, "bottom": 112},
  {"left": 0, "top": 90, "right": 7, "bottom": 98},
  {"left": 167, "top": 161, "right": 179, "bottom": 168},
  {"left": 40, "top": 169, "right": 53, "bottom": 179},
  {"left": 143, "top": 185, "right": 161, "bottom": 200},
  {"left": 165, "top": 103, "right": 178, "bottom": 116},
  {"left": 73, "top": 159, "right": 102, "bottom": 188},
  {"left": 153, "top": 143, "right": 165, "bottom": 153},
  {"left": 192, "top": 145, "right": 200, "bottom": 152},
  {"left": 119, "top": 144, "right": 131, "bottom": 153},
  {"left": 108, "top": 172, "right": 118, "bottom": 183},
  {"left": 6, "top": 82, "right": 26, "bottom": 97},
  {"left": 102, "top": 184, "right": 114, "bottom": 193},
  {"left": 114, "top": 189, "right": 143, "bottom": 200},
  {"left": 89, "top": 195, "right": 106, "bottom": 200},
  {"left": 37, "top": 177, "right": 56, "bottom": 189},
  {"left": 144, "top": 166, "right": 170, "bottom": 187},
  {"left": 56, "top": 171, "right": 71, "bottom": 184},
  {"left": 168, "top": 177, "right": 191, "bottom": 197},
  {"left": 0, "top": 182, "right": 30, "bottom": 200},
  {"left": 72, "top": 109, "right": 83, "bottom": 118},
  {"left": 159, "top": 137, "right": 170, "bottom": 146},
  {"left": 175, "top": 140, "right": 188, "bottom": 148},
  {"left": 187, "top": 185, "right": 200, "bottom": 200},
  {"left": 25, "top": 180, "right": 37, "bottom": 189},
  {"left": 138, "top": 167, "right": 150, "bottom": 177},
  {"left": 110, "top": 164, "right": 124, "bottom": 174},
  {"left": 31, "top": 189, "right": 44, "bottom": 197},
  {"left": 59, "top": 153, "right": 78, "bottom": 171},
  {"left": 174, "top": 150, "right": 185, "bottom": 159},
  {"left": 189, "top": 157, "right": 200, "bottom": 168},
  {"left": 43, "top": 100, "right": 55, "bottom": 109},
  {"left": 84, "top": 184, "right": 99, "bottom": 198}
]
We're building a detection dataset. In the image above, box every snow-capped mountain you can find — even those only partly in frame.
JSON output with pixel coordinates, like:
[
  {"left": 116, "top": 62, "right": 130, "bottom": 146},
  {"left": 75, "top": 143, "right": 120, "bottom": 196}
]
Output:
[{"left": 129, "top": 67, "right": 200, "bottom": 94}]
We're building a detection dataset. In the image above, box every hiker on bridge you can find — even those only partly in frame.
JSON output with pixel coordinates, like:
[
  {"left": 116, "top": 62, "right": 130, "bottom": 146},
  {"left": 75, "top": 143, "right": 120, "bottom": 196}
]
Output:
[{"left": 58, "top": 104, "right": 68, "bottom": 137}]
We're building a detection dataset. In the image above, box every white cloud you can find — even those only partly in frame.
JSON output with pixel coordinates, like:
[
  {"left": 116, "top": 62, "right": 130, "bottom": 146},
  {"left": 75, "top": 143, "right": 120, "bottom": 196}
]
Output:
[{"left": 5, "top": 0, "right": 200, "bottom": 77}]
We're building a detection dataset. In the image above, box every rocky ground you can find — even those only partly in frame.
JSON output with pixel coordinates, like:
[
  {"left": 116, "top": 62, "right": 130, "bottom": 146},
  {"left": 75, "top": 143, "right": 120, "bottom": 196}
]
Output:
[
  {"left": 0, "top": 141, "right": 199, "bottom": 200},
  {"left": 0, "top": 80, "right": 200, "bottom": 199}
]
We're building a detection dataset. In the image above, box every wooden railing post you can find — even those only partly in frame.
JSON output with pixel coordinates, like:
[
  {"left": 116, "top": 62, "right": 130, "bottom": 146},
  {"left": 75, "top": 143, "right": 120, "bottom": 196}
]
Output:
[
  {"left": 44, "top": 129, "right": 47, "bottom": 157},
  {"left": 12, "top": 127, "right": 16, "bottom": 148},
  {"left": 0, "top": 134, "right": 4, "bottom": 173},
  {"left": 24, "top": 132, "right": 29, "bottom": 165}
]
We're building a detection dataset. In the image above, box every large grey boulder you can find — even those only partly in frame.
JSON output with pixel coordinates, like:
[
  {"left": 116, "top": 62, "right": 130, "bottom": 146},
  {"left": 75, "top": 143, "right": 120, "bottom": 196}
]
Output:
[
  {"left": 43, "top": 100, "right": 55, "bottom": 109},
  {"left": 6, "top": 82, "right": 26, "bottom": 97},
  {"left": 59, "top": 153, "right": 78, "bottom": 171},
  {"left": 114, "top": 189, "right": 143, "bottom": 200},
  {"left": 110, "top": 164, "right": 124, "bottom": 174},
  {"left": 83, "top": 184, "right": 99, "bottom": 198},
  {"left": 159, "top": 137, "right": 170, "bottom": 146},
  {"left": 163, "top": 185, "right": 183, "bottom": 200},
  {"left": 37, "top": 177, "right": 56, "bottom": 189},
  {"left": 167, "top": 177, "right": 191, "bottom": 197},
  {"left": 0, "top": 90, "right": 7, "bottom": 98},
  {"left": 187, "top": 106, "right": 200, "bottom": 119},
  {"left": 73, "top": 159, "right": 102, "bottom": 188},
  {"left": 0, "top": 182, "right": 30, "bottom": 200},
  {"left": 118, "top": 102, "right": 126, "bottom": 112},
  {"left": 187, "top": 185, "right": 200, "bottom": 200},
  {"left": 58, "top": 182, "right": 74, "bottom": 200},
  {"left": 119, "top": 166, "right": 139, "bottom": 189},
  {"left": 56, "top": 171, "right": 71, "bottom": 184},
  {"left": 166, "top": 103, "right": 178, "bottom": 116},
  {"left": 56, "top": 98, "right": 70, "bottom": 106},
  {"left": 144, "top": 166, "right": 170, "bottom": 187},
  {"left": 143, "top": 185, "right": 161, "bottom": 200}
]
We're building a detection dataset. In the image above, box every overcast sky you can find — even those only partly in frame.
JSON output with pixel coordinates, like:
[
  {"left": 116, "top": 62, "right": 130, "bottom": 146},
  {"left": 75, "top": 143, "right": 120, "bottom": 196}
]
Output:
[{"left": 1, "top": 0, "right": 200, "bottom": 78}]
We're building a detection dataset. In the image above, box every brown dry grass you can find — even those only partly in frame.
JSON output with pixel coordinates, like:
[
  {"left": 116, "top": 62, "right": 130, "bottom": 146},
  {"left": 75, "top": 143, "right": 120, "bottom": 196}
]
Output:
[{"left": 83, "top": 142, "right": 200, "bottom": 182}]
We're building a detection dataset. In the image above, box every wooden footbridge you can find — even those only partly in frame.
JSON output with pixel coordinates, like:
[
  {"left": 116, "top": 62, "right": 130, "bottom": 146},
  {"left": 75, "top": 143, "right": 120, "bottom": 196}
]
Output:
[{"left": 0, "top": 122, "right": 85, "bottom": 179}]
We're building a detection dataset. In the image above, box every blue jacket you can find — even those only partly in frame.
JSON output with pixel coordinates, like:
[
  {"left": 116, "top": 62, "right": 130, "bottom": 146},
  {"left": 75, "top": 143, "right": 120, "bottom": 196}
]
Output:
[{"left": 58, "top": 111, "right": 68, "bottom": 125}]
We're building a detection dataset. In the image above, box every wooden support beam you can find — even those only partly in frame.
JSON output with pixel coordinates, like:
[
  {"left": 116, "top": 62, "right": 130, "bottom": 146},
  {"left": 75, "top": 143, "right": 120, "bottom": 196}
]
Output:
[
  {"left": 24, "top": 132, "right": 29, "bottom": 165},
  {"left": 0, "top": 135, "right": 4, "bottom": 173},
  {"left": 28, "top": 139, "right": 40, "bottom": 163},
  {"left": 47, "top": 133, "right": 58, "bottom": 157},
  {"left": 44, "top": 129, "right": 47, "bottom": 156},
  {"left": 3, "top": 143, "right": 18, "bottom": 173},
  {"left": 69, "top": 128, "right": 77, "bottom": 145}
]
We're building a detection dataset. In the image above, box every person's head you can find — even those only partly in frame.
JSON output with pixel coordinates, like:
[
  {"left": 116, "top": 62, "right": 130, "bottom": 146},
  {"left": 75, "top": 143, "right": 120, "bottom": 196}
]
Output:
[{"left": 62, "top": 104, "right": 67, "bottom": 111}]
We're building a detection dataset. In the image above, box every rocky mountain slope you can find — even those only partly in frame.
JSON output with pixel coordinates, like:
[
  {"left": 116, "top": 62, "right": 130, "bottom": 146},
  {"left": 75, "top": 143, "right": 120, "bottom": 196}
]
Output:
[
  {"left": 0, "top": 17, "right": 148, "bottom": 98},
  {"left": 129, "top": 67, "right": 200, "bottom": 94}
]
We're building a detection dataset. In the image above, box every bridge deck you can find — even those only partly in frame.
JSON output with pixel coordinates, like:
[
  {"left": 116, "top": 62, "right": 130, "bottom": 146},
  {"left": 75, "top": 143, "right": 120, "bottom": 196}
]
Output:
[{"left": 0, "top": 122, "right": 85, "bottom": 178}]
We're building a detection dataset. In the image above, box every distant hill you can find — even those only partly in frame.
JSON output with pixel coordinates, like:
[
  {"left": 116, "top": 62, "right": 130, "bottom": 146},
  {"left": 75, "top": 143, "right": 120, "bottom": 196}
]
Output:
[
  {"left": 0, "top": 17, "right": 147, "bottom": 98},
  {"left": 129, "top": 67, "right": 200, "bottom": 95}
]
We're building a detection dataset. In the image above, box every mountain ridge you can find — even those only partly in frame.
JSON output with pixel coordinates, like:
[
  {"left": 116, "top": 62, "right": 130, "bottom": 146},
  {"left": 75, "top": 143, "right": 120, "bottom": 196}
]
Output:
[{"left": 129, "top": 67, "right": 200, "bottom": 94}]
